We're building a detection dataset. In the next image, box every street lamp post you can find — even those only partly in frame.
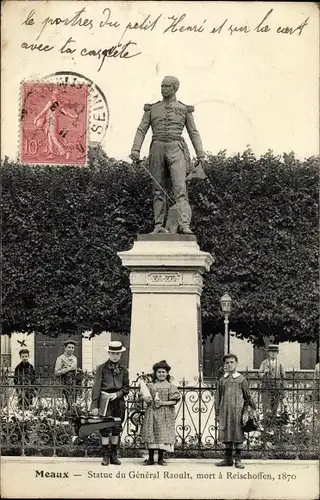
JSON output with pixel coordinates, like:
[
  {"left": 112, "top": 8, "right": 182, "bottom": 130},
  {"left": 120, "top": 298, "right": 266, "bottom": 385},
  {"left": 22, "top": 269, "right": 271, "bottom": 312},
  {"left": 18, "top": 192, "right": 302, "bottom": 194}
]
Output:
[{"left": 220, "top": 293, "right": 232, "bottom": 354}]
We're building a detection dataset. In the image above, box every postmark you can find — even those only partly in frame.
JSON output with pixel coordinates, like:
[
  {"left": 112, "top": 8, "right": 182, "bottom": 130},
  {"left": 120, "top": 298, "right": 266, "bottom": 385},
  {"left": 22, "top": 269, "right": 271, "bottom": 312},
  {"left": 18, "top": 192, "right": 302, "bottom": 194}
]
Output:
[
  {"left": 42, "top": 72, "right": 109, "bottom": 144},
  {"left": 20, "top": 71, "right": 109, "bottom": 166}
]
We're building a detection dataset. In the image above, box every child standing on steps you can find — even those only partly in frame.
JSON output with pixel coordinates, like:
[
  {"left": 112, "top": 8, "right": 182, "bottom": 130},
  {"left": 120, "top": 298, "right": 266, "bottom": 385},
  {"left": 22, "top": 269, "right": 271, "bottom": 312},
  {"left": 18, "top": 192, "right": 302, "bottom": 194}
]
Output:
[
  {"left": 140, "top": 360, "right": 181, "bottom": 466},
  {"left": 215, "top": 353, "right": 256, "bottom": 469}
]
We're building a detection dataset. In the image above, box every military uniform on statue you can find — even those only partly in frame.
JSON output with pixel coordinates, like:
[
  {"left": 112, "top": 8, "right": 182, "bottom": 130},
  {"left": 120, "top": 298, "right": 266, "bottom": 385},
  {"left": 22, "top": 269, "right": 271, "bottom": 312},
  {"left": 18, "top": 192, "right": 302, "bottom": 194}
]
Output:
[
  {"left": 130, "top": 75, "right": 205, "bottom": 235},
  {"left": 90, "top": 341, "right": 129, "bottom": 466}
]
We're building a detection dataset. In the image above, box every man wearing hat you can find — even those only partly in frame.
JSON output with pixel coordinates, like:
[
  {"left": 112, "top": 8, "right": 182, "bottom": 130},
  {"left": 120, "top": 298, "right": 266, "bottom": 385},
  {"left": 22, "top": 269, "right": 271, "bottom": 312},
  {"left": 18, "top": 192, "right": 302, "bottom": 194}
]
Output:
[
  {"left": 55, "top": 340, "right": 80, "bottom": 410},
  {"left": 91, "top": 341, "right": 129, "bottom": 466},
  {"left": 259, "top": 344, "right": 285, "bottom": 418},
  {"left": 130, "top": 75, "right": 205, "bottom": 235}
]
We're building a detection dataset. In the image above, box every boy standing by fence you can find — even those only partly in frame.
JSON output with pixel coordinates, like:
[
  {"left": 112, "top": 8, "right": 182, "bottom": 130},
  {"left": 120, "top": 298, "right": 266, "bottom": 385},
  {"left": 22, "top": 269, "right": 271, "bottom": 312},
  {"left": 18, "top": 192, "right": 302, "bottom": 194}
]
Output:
[
  {"left": 215, "top": 354, "right": 256, "bottom": 469},
  {"left": 54, "top": 340, "right": 79, "bottom": 411},
  {"left": 259, "top": 344, "right": 285, "bottom": 418},
  {"left": 14, "top": 349, "right": 36, "bottom": 410}
]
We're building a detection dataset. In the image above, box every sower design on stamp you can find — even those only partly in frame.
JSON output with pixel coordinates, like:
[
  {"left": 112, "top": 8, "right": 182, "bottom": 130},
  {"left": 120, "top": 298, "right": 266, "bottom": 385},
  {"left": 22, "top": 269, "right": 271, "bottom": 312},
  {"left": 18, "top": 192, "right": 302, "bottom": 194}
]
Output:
[
  {"left": 42, "top": 71, "right": 110, "bottom": 143},
  {"left": 21, "top": 82, "right": 88, "bottom": 165}
]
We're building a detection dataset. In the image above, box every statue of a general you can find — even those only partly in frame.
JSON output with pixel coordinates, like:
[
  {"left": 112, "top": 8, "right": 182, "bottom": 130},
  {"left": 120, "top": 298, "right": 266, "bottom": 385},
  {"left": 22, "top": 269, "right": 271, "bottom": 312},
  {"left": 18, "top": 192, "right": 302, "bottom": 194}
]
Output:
[{"left": 130, "top": 76, "right": 205, "bottom": 235}]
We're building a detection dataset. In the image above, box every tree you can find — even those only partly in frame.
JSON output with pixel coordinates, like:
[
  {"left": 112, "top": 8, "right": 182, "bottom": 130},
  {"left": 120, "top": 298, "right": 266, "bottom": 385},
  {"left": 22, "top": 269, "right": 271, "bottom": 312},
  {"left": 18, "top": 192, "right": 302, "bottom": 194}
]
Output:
[
  {"left": 192, "top": 150, "right": 319, "bottom": 344},
  {"left": 1, "top": 148, "right": 319, "bottom": 344}
]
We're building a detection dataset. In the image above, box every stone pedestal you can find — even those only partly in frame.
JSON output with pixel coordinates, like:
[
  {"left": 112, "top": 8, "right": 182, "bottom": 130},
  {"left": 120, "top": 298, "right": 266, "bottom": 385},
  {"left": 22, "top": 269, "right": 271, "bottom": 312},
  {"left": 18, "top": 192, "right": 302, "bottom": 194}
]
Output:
[{"left": 118, "top": 235, "right": 214, "bottom": 383}]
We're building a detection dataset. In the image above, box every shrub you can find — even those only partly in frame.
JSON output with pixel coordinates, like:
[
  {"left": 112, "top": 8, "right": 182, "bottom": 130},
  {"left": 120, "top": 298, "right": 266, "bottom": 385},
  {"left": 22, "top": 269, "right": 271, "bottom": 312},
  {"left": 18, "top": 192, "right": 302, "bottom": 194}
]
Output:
[{"left": 1, "top": 148, "right": 319, "bottom": 343}]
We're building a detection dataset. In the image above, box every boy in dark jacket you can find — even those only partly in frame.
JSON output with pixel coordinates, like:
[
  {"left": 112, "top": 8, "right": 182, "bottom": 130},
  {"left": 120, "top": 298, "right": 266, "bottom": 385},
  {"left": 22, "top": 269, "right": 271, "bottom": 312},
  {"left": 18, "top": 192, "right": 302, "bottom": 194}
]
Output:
[
  {"left": 91, "top": 341, "right": 129, "bottom": 466},
  {"left": 14, "top": 349, "right": 36, "bottom": 410}
]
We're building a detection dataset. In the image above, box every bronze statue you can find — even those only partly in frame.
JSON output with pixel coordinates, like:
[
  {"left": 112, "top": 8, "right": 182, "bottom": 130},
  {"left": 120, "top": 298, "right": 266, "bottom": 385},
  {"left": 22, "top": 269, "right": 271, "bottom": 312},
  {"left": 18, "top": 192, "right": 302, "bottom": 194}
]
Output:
[{"left": 130, "top": 76, "right": 205, "bottom": 235}]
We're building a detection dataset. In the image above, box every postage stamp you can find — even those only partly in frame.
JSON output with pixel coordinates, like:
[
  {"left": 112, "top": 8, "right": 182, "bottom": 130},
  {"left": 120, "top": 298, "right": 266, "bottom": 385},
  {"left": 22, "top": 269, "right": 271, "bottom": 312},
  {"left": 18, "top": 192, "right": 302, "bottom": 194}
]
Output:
[{"left": 20, "top": 82, "right": 88, "bottom": 166}]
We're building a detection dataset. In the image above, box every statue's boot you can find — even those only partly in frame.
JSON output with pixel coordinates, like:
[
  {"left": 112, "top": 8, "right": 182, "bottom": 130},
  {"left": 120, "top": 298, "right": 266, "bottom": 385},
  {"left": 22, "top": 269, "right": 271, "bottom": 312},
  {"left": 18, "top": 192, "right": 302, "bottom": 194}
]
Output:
[
  {"left": 179, "top": 224, "right": 194, "bottom": 235},
  {"left": 151, "top": 225, "right": 169, "bottom": 234}
]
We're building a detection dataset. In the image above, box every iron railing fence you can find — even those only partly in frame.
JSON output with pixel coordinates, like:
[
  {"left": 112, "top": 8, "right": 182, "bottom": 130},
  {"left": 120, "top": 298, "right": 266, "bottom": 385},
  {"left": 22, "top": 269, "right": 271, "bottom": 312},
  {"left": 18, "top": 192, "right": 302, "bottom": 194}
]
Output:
[{"left": 1, "top": 372, "right": 319, "bottom": 459}]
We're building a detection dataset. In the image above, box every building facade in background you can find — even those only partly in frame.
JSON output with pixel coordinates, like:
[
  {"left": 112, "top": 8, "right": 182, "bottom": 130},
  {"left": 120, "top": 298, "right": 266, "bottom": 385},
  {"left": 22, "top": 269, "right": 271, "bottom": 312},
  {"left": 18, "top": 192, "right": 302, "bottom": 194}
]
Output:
[{"left": 1, "top": 331, "right": 318, "bottom": 378}]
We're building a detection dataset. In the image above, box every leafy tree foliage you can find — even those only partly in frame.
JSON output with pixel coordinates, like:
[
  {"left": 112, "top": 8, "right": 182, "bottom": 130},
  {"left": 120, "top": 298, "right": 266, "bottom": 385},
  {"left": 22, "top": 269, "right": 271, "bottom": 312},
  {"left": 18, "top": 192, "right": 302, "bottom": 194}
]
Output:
[{"left": 1, "top": 148, "right": 319, "bottom": 344}]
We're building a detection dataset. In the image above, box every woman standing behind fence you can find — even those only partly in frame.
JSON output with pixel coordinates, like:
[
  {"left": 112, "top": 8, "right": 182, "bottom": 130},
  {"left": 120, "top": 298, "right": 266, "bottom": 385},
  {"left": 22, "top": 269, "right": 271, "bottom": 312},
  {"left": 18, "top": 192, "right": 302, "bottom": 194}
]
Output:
[
  {"left": 215, "top": 354, "right": 256, "bottom": 469},
  {"left": 140, "top": 360, "right": 181, "bottom": 466}
]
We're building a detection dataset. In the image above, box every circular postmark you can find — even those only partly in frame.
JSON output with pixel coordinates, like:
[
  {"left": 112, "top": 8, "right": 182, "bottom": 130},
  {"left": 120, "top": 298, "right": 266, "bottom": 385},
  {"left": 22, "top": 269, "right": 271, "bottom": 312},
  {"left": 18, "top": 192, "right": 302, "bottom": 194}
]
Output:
[{"left": 41, "top": 71, "right": 109, "bottom": 144}]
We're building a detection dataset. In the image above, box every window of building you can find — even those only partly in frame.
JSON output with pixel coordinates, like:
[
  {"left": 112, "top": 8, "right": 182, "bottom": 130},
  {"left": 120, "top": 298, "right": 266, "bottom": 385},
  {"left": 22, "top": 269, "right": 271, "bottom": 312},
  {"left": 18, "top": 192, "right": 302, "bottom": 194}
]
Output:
[
  {"left": 1, "top": 335, "right": 11, "bottom": 368},
  {"left": 35, "top": 332, "right": 82, "bottom": 376},
  {"left": 202, "top": 334, "right": 224, "bottom": 378},
  {"left": 300, "top": 342, "right": 318, "bottom": 369}
]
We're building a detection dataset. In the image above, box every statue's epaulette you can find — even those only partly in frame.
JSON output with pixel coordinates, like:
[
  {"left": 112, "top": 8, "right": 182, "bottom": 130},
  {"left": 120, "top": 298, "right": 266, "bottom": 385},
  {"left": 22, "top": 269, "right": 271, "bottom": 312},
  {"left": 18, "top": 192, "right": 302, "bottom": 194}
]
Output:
[
  {"left": 178, "top": 101, "right": 194, "bottom": 113},
  {"left": 144, "top": 101, "right": 160, "bottom": 111}
]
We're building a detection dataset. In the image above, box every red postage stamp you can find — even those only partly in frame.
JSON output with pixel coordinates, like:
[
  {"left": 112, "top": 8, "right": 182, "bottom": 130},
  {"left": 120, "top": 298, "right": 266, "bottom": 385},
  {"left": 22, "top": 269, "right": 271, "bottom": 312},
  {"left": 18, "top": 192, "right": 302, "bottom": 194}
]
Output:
[{"left": 20, "top": 82, "right": 88, "bottom": 166}]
